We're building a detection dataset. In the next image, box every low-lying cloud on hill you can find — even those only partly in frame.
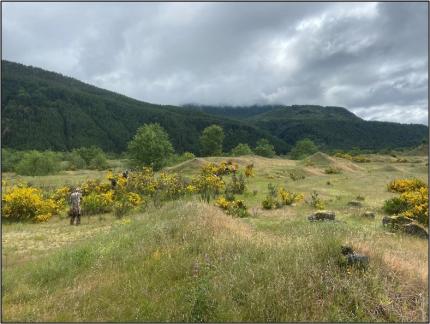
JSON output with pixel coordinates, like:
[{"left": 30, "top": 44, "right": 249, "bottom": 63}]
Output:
[{"left": 3, "top": 2, "right": 428, "bottom": 125}]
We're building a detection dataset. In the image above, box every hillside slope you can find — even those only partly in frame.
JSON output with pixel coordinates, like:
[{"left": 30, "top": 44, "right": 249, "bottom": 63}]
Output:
[
  {"left": 190, "top": 105, "right": 428, "bottom": 150},
  {"left": 2, "top": 60, "right": 427, "bottom": 153},
  {"left": 1, "top": 61, "right": 287, "bottom": 153}
]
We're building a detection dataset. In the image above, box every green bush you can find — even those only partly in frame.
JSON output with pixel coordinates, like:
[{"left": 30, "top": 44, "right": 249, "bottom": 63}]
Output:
[
  {"left": 127, "top": 123, "right": 175, "bottom": 170},
  {"left": 89, "top": 153, "right": 109, "bottom": 170},
  {"left": 230, "top": 143, "right": 253, "bottom": 156},
  {"left": 66, "top": 151, "right": 87, "bottom": 170},
  {"left": 289, "top": 138, "right": 318, "bottom": 160},
  {"left": 166, "top": 152, "right": 196, "bottom": 166},
  {"left": 200, "top": 125, "right": 224, "bottom": 156},
  {"left": 225, "top": 173, "right": 246, "bottom": 195},
  {"left": 1, "top": 149, "right": 25, "bottom": 172},
  {"left": 254, "top": 139, "right": 276, "bottom": 158},
  {"left": 15, "top": 150, "right": 61, "bottom": 176},
  {"left": 383, "top": 197, "right": 410, "bottom": 215}
]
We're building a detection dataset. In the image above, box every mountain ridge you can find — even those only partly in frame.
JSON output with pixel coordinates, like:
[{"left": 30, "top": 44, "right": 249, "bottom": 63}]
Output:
[{"left": 2, "top": 60, "right": 428, "bottom": 153}]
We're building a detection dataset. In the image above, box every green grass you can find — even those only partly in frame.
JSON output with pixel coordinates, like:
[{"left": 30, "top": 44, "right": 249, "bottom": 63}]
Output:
[{"left": 2, "top": 154, "right": 428, "bottom": 322}]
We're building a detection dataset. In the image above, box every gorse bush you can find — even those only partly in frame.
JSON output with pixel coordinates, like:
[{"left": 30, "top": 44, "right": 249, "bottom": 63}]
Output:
[
  {"left": 384, "top": 178, "right": 428, "bottom": 226},
  {"left": 245, "top": 164, "right": 254, "bottom": 177},
  {"left": 82, "top": 191, "right": 114, "bottom": 215},
  {"left": 387, "top": 178, "right": 427, "bottom": 193},
  {"left": 307, "top": 191, "right": 325, "bottom": 210},
  {"left": 113, "top": 192, "right": 143, "bottom": 218},
  {"left": 262, "top": 183, "right": 304, "bottom": 209},
  {"left": 2, "top": 183, "right": 60, "bottom": 222},
  {"left": 225, "top": 173, "right": 246, "bottom": 195},
  {"left": 215, "top": 196, "right": 249, "bottom": 218}
]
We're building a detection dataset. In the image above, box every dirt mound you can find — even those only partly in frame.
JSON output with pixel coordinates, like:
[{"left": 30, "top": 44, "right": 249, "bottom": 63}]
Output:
[
  {"left": 406, "top": 144, "right": 429, "bottom": 156},
  {"left": 376, "top": 165, "right": 402, "bottom": 172},
  {"left": 303, "top": 152, "right": 363, "bottom": 173},
  {"left": 164, "top": 158, "right": 209, "bottom": 174}
]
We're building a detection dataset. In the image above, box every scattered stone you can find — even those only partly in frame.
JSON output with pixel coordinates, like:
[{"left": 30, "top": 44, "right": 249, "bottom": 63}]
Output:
[
  {"left": 347, "top": 253, "right": 369, "bottom": 269},
  {"left": 382, "top": 215, "right": 413, "bottom": 227},
  {"left": 401, "top": 223, "right": 429, "bottom": 239},
  {"left": 308, "top": 210, "right": 335, "bottom": 221},
  {"left": 347, "top": 200, "right": 362, "bottom": 207},
  {"left": 340, "top": 245, "right": 369, "bottom": 270},
  {"left": 362, "top": 211, "right": 375, "bottom": 219}
]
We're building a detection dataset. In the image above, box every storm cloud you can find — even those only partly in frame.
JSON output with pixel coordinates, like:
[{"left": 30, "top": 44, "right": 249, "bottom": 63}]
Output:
[{"left": 2, "top": 2, "right": 428, "bottom": 124}]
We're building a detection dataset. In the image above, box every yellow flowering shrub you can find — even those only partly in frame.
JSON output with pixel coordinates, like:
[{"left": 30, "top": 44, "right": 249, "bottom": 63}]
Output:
[
  {"left": 50, "top": 186, "right": 71, "bottom": 209},
  {"left": 126, "top": 168, "right": 157, "bottom": 196},
  {"left": 278, "top": 188, "right": 304, "bottom": 206},
  {"left": 201, "top": 161, "right": 238, "bottom": 177},
  {"left": 81, "top": 191, "right": 114, "bottom": 215},
  {"left": 384, "top": 179, "right": 428, "bottom": 225},
  {"left": 192, "top": 173, "right": 225, "bottom": 202},
  {"left": 185, "top": 184, "right": 197, "bottom": 194},
  {"left": 387, "top": 178, "right": 427, "bottom": 193},
  {"left": 81, "top": 179, "right": 111, "bottom": 195},
  {"left": 262, "top": 184, "right": 304, "bottom": 209},
  {"left": 113, "top": 192, "right": 144, "bottom": 218},
  {"left": 245, "top": 164, "right": 254, "bottom": 177},
  {"left": 156, "top": 172, "right": 185, "bottom": 200},
  {"left": 2, "top": 185, "right": 59, "bottom": 222},
  {"left": 400, "top": 187, "right": 429, "bottom": 225},
  {"left": 215, "top": 196, "right": 249, "bottom": 218}
]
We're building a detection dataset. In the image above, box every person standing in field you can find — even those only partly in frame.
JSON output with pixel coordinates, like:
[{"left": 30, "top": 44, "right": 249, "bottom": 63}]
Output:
[{"left": 69, "top": 187, "right": 82, "bottom": 225}]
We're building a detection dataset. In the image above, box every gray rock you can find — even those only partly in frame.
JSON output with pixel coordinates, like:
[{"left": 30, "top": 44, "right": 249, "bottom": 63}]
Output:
[
  {"left": 362, "top": 211, "right": 375, "bottom": 219},
  {"left": 347, "top": 200, "right": 362, "bottom": 207},
  {"left": 347, "top": 253, "right": 369, "bottom": 269},
  {"left": 401, "top": 223, "right": 429, "bottom": 239},
  {"left": 308, "top": 210, "right": 335, "bottom": 221},
  {"left": 382, "top": 215, "right": 413, "bottom": 227}
]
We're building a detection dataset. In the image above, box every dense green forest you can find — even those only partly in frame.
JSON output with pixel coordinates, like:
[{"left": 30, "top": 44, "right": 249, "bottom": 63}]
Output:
[
  {"left": 1, "top": 61, "right": 288, "bottom": 154},
  {"left": 186, "top": 104, "right": 428, "bottom": 150},
  {"left": 2, "top": 60, "right": 428, "bottom": 154}
]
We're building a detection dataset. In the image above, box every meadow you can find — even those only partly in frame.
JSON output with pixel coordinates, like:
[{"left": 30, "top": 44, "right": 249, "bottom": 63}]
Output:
[{"left": 2, "top": 153, "right": 428, "bottom": 322}]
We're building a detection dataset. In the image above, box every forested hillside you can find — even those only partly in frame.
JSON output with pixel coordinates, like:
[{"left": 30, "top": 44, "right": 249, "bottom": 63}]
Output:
[
  {"left": 1, "top": 61, "right": 287, "bottom": 153},
  {"left": 2, "top": 60, "right": 428, "bottom": 154},
  {"left": 187, "top": 105, "right": 428, "bottom": 150}
]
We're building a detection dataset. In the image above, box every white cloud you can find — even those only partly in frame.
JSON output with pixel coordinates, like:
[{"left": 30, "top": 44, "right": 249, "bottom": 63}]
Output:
[{"left": 2, "top": 2, "right": 428, "bottom": 124}]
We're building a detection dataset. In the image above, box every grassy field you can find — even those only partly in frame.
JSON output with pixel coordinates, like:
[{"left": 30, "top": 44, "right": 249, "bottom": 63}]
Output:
[{"left": 2, "top": 153, "right": 428, "bottom": 322}]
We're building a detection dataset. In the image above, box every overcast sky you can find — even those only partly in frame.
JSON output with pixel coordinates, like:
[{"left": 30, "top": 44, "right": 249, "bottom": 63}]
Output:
[{"left": 2, "top": 2, "right": 428, "bottom": 125}]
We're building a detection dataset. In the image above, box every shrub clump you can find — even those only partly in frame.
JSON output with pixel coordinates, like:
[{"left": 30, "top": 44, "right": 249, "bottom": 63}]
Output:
[
  {"left": 384, "top": 178, "right": 428, "bottom": 226},
  {"left": 261, "top": 183, "right": 304, "bottom": 209},
  {"left": 306, "top": 191, "right": 325, "bottom": 210},
  {"left": 215, "top": 196, "right": 249, "bottom": 218},
  {"left": 2, "top": 183, "right": 60, "bottom": 222},
  {"left": 387, "top": 178, "right": 427, "bottom": 193},
  {"left": 324, "top": 166, "right": 341, "bottom": 174},
  {"left": 15, "top": 150, "right": 61, "bottom": 176}
]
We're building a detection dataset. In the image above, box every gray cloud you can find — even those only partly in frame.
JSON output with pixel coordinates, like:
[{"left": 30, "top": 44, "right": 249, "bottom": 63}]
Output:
[{"left": 2, "top": 2, "right": 428, "bottom": 125}]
